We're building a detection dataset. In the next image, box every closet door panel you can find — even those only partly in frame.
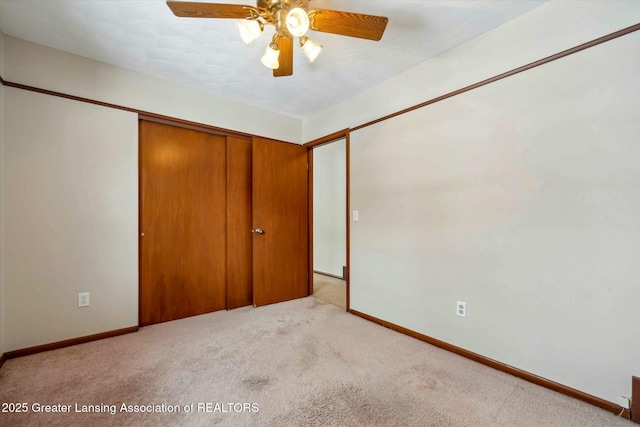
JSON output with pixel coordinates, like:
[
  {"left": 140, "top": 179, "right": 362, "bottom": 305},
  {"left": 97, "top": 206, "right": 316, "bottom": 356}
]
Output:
[
  {"left": 139, "top": 121, "right": 227, "bottom": 325},
  {"left": 227, "top": 136, "right": 253, "bottom": 309}
]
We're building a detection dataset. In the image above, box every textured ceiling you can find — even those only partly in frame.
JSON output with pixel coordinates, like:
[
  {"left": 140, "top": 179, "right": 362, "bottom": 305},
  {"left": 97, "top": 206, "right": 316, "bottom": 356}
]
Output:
[{"left": 0, "top": 0, "right": 545, "bottom": 119}]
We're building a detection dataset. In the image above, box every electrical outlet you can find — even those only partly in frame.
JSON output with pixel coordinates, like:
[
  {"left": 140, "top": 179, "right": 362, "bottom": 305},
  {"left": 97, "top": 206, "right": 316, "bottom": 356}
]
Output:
[
  {"left": 619, "top": 396, "right": 630, "bottom": 409},
  {"left": 456, "top": 301, "right": 466, "bottom": 318},
  {"left": 78, "top": 292, "right": 90, "bottom": 308}
]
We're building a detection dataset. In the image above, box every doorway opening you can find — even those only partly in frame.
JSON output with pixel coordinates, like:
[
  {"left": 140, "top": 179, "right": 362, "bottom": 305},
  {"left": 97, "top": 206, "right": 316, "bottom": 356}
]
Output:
[
  {"left": 308, "top": 133, "right": 349, "bottom": 310},
  {"left": 313, "top": 272, "right": 346, "bottom": 309}
]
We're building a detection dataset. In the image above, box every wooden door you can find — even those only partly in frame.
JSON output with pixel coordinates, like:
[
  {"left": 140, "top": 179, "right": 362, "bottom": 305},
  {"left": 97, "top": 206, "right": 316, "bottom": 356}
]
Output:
[
  {"left": 252, "top": 138, "right": 309, "bottom": 306},
  {"left": 226, "top": 136, "right": 253, "bottom": 309},
  {"left": 139, "top": 121, "right": 227, "bottom": 325}
]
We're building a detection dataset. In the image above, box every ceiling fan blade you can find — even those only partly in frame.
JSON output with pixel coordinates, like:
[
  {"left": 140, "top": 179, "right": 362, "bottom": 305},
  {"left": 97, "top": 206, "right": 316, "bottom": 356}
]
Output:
[
  {"left": 273, "top": 36, "right": 293, "bottom": 77},
  {"left": 166, "top": 1, "right": 252, "bottom": 19},
  {"left": 309, "top": 9, "right": 388, "bottom": 41}
]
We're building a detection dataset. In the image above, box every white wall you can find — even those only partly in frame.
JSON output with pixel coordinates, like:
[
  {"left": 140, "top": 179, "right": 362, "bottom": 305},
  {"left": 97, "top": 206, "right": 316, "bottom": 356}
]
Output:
[
  {"left": 4, "top": 88, "right": 138, "bottom": 351},
  {"left": 0, "top": 29, "right": 5, "bottom": 354},
  {"left": 350, "top": 28, "right": 640, "bottom": 406},
  {"left": 303, "top": 1, "right": 640, "bottom": 142},
  {"left": 3, "top": 36, "right": 302, "bottom": 144},
  {"left": 313, "top": 140, "right": 346, "bottom": 277}
]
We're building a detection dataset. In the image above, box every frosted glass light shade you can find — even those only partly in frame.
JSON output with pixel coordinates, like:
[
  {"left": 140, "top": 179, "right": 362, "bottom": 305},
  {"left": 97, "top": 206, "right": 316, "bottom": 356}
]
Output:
[
  {"left": 301, "top": 37, "right": 323, "bottom": 63},
  {"left": 286, "top": 7, "right": 309, "bottom": 37},
  {"left": 237, "top": 19, "right": 263, "bottom": 44},
  {"left": 261, "top": 43, "right": 280, "bottom": 69}
]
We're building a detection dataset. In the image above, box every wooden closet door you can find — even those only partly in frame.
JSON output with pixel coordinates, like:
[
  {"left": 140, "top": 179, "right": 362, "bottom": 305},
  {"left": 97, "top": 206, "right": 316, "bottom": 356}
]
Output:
[
  {"left": 139, "top": 121, "right": 227, "bottom": 325},
  {"left": 226, "top": 136, "right": 253, "bottom": 309},
  {"left": 252, "top": 138, "right": 309, "bottom": 306}
]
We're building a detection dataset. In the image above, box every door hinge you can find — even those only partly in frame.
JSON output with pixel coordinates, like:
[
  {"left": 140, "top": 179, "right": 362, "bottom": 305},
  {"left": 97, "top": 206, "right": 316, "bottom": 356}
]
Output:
[{"left": 307, "top": 163, "right": 309, "bottom": 170}]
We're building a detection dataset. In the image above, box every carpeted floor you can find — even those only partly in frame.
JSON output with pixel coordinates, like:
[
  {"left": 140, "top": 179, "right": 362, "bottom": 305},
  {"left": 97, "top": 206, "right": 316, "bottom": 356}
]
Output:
[
  {"left": 0, "top": 297, "right": 629, "bottom": 426},
  {"left": 312, "top": 273, "right": 346, "bottom": 309}
]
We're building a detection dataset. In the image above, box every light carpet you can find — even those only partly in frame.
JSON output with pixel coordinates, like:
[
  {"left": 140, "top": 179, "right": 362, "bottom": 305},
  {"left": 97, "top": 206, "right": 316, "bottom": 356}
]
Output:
[
  {"left": 0, "top": 297, "right": 629, "bottom": 426},
  {"left": 312, "top": 273, "right": 346, "bottom": 309}
]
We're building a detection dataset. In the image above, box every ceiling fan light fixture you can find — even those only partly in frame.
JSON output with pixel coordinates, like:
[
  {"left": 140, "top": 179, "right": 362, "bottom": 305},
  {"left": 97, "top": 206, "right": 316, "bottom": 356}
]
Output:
[
  {"left": 261, "top": 42, "right": 280, "bottom": 69},
  {"left": 300, "top": 36, "right": 323, "bottom": 63},
  {"left": 237, "top": 19, "right": 263, "bottom": 44},
  {"left": 166, "top": 0, "right": 389, "bottom": 77},
  {"left": 286, "top": 7, "right": 309, "bottom": 37}
]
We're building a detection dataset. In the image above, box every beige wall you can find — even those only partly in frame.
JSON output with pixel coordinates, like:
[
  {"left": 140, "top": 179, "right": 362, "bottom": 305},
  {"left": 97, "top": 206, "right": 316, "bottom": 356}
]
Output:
[
  {"left": 0, "top": 28, "right": 4, "bottom": 75},
  {"left": 0, "top": 29, "right": 5, "bottom": 353},
  {"left": 3, "top": 36, "right": 302, "bottom": 144},
  {"left": 4, "top": 88, "right": 138, "bottom": 351},
  {"left": 349, "top": 29, "right": 640, "bottom": 405},
  {"left": 302, "top": 1, "right": 640, "bottom": 142}
]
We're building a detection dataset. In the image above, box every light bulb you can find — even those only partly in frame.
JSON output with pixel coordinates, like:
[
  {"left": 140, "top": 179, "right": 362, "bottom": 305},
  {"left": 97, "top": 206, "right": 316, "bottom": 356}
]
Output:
[
  {"left": 237, "top": 19, "right": 263, "bottom": 45},
  {"left": 286, "top": 7, "right": 309, "bottom": 37},
  {"left": 261, "top": 42, "right": 280, "bottom": 69},
  {"left": 300, "top": 36, "right": 323, "bottom": 63}
]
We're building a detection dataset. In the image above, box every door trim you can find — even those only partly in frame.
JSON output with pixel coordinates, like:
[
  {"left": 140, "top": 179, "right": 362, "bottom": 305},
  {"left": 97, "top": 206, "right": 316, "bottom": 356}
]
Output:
[
  {"left": 308, "top": 148, "right": 314, "bottom": 295},
  {"left": 304, "top": 128, "right": 350, "bottom": 149}
]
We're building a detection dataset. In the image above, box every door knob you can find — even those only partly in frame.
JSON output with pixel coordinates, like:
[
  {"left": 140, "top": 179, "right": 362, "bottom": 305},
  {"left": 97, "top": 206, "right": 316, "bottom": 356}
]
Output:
[{"left": 252, "top": 228, "right": 264, "bottom": 234}]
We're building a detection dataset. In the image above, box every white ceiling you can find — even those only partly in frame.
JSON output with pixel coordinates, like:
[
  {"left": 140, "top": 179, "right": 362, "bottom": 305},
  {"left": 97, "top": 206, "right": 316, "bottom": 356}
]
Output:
[{"left": 0, "top": 0, "right": 546, "bottom": 119}]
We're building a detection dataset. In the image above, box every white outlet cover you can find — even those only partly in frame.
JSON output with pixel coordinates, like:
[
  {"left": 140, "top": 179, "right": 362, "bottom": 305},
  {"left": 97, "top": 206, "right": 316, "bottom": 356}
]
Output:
[
  {"left": 619, "top": 396, "right": 630, "bottom": 409},
  {"left": 78, "top": 292, "right": 90, "bottom": 308},
  {"left": 456, "top": 301, "right": 467, "bottom": 317}
]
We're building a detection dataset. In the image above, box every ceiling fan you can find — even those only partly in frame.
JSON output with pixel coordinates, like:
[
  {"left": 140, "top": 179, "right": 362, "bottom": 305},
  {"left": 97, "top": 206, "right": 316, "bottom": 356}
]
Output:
[{"left": 166, "top": 0, "right": 389, "bottom": 77}]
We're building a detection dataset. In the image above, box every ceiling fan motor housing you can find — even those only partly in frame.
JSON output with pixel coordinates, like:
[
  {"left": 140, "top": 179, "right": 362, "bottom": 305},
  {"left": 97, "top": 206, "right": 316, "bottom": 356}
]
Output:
[{"left": 257, "top": 0, "right": 309, "bottom": 13}]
